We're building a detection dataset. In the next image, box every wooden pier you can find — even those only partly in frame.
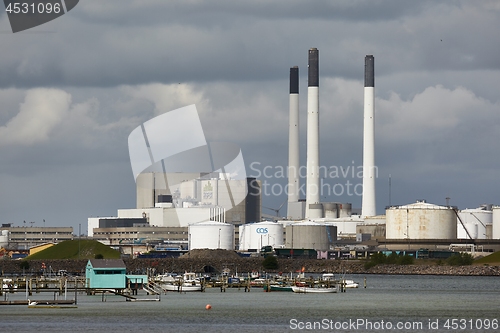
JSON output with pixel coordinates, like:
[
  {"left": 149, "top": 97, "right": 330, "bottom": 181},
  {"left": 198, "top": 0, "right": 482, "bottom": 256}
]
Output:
[{"left": 1, "top": 276, "right": 88, "bottom": 296}]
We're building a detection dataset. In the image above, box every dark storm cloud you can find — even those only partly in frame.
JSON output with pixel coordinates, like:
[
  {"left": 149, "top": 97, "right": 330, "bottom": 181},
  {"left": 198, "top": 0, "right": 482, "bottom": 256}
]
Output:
[
  {"left": 0, "top": 1, "right": 499, "bottom": 229},
  {"left": 2, "top": 0, "right": 498, "bottom": 88}
]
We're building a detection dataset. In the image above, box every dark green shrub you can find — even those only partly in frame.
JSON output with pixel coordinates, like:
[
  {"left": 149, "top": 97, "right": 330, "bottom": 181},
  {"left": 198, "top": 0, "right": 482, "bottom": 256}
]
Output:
[
  {"left": 446, "top": 253, "right": 474, "bottom": 266},
  {"left": 19, "top": 261, "right": 30, "bottom": 270},
  {"left": 398, "top": 254, "right": 415, "bottom": 265},
  {"left": 262, "top": 256, "right": 278, "bottom": 270}
]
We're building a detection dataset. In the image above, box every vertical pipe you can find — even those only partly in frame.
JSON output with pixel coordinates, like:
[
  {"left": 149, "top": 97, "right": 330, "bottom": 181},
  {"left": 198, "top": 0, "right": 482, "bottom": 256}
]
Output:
[
  {"left": 306, "top": 48, "right": 321, "bottom": 219},
  {"left": 287, "top": 67, "right": 300, "bottom": 211},
  {"left": 362, "top": 55, "right": 376, "bottom": 217}
]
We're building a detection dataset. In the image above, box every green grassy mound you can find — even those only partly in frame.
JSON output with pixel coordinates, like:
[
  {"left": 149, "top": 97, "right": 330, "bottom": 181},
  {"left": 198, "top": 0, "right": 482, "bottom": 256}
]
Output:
[
  {"left": 474, "top": 251, "right": 500, "bottom": 264},
  {"left": 27, "top": 240, "right": 120, "bottom": 260}
]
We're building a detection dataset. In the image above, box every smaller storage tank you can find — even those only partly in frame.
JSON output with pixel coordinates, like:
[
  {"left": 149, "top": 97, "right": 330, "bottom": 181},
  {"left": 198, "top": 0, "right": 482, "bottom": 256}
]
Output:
[
  {"left": 189, "top": 221, "right": 234, "bottom": 250},
  {"left": 457, "top": 208, "right": 492, "bottom": 239},
  {"left": 239, "top": 221, "right": 284, "bottom": 251},
  {"left": 493, "top": 206, "right": 500, "bottom": 239},
  {"left": 0, "top": 230, "right": 8, "bottom": 248},
  {"left": 285, "top": 221, "right": 336, "bottom": 251}
]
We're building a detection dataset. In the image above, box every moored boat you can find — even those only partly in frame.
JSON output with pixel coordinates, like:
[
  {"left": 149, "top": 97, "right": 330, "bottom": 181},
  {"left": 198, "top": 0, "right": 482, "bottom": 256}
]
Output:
[
  {"left": 164, "top": 272, "right": 202, "bottom": 292},
  {"left": 263, "top": 284, "right": 294, "bottom": 292},
  {"left": 292, "top": 285, "right": 337, "bottom": 293}
]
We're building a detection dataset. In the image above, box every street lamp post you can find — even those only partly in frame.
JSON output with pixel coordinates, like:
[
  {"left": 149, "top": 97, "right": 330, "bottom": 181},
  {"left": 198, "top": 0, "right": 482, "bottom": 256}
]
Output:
[{"left": 218, "top": 229, "right": 221, "bottom": 249}]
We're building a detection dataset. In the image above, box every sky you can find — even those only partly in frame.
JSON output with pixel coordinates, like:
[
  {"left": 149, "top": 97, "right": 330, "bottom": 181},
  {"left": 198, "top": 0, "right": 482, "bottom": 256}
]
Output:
[{"left": 0, "top": 1, "right": 499, "bottom": 233}]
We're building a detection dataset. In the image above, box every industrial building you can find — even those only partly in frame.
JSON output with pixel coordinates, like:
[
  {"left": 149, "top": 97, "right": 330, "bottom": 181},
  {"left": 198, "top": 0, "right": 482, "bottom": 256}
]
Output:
[
  {"left": 82, "top": 49, "right": 500, "bottom": 256},
  {"left": 0, "top": 224, "right": 74, "bottom": 250},
  {"left": 136, "top": 173, "right": 261, "bottom": 226},
  {"left": 91, "top": 225, "right": 188, "bottom": 247}
]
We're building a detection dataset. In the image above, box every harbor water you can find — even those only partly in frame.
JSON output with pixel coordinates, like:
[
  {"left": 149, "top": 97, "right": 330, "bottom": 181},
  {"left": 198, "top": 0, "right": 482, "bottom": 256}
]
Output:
[{"left": 1, "top": 274, "right": 499, "bottom": 332}]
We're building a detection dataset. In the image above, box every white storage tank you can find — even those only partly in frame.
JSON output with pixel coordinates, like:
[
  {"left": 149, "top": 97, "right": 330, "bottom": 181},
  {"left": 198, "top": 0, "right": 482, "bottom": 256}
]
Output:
[
  {"left": 239, "top": 221, "right": 284, "bottom": 251},
  {"left": 386, "top": 201, "right": 456, "bottom": 239},
  {"left": 457, "top": 208, "right": 492, "bottom": 239},
  {"left": 0, "top": 230, "right": 8, "bottom": 248},
  {"left": 285, "top": 221, "right": 336, "bottom": 251},
  {"left": 493, "top": 206, "right": 500, "bottom": 239},
  {"left": 189, "top": 221, "right": 234, "bottom": 250}
]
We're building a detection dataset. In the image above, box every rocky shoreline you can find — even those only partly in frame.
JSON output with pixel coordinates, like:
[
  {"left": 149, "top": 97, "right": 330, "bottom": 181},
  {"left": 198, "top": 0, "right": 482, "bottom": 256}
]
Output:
[{"left": 1, "top": 257, "right": 499, "bottom": 276}]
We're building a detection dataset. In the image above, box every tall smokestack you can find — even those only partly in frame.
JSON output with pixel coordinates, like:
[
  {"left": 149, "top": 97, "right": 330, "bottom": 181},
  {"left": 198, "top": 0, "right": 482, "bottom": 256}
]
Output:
[
  {"left": 306, "top": 48, "right": 322, "bottom": 219},
  {"left": 287, "top": 66, "right": 300, "bottom": 208},
  {"left": 362, "top": 55, "right": 376, "bottom": 217}
]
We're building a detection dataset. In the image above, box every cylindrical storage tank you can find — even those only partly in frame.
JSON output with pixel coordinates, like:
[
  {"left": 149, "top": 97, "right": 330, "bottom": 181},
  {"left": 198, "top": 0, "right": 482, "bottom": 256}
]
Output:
[
  {"left": 457, "top": 208, "right": 492, "bottom": 239},
  {"left": 323, "top": 202, "right": 338, "bottom": 219},
  {"left": 386, "top": 201, "right": 456, "bottom": 239},
  {"left": 0, "top": 230, "right": 8, "bottom": 248},
  {"left": 189, "top": 221, "right": 234, "bottom": 250},
  {"left": 493, "top": 206, "right": 500, "bottom": 239},
  {"left": 239, "top": 221, "right": 284, "bottom": 251},
  {"left": 285, "top": 221, "right": 336, "bottom": 251},
  {"left": 339, "top": 203, "right": 352, "bottom": 217}
]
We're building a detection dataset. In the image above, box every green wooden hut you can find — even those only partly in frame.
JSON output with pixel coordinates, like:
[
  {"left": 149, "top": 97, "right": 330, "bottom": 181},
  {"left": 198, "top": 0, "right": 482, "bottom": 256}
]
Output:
[{"left": 86, "top": 259, "right": 127, "bottom": 289}]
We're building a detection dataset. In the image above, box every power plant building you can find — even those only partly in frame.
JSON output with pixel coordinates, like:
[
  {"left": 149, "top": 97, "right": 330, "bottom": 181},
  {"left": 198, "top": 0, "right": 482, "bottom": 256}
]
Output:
[{"left": 136, "top": 173, "right": 261, "bottom": 225}]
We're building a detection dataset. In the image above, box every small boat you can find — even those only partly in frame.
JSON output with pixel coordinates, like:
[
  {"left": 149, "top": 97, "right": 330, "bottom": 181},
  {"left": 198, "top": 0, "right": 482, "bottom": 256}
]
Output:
[
  {"left": 228, "top": 277, "right": 241, "bottom": 284},
  {"left": 341, "top": 279, "right": 359, "bottom": 288},
  {"left": 292, "top": 285, "right": 337, "bottom": 293},
  {"left": 164, "top": 272, "right": 202, "bottom": 292},
  {"left": 263, "top": 284, "right": 293, "bottom": 292},
  {"left": 154, "top": 273, "right": 177, "bottom": 283},
  {"left": 2, "top": 279, "right": 18, "bottom": 290},
  {"left": 322, "top": 273, "right": 359, "bottom": 288},
  {"left": 250, "top": 278, "right": 267, "bottom": 287}
]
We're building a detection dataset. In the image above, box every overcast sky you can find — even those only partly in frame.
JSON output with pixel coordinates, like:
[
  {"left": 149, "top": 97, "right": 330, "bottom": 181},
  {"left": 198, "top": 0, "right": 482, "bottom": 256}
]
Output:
[{"left": 1, "top": 1, "right": 499, "bottom": 233}]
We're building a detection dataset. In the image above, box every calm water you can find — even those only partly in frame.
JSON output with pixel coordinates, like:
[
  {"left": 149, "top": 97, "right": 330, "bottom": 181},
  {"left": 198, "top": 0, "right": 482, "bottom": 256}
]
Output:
[{"left": 1, "top": 274, "right": 499, "bottom": 332}]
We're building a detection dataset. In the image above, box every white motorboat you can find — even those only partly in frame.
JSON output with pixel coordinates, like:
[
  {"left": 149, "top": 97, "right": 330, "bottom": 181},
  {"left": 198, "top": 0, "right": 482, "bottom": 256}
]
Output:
[
  {"left": 154, "top": 273, "right": 176, "bottom": 284},
  {"left": 292, "top": 285, "right": 337, "bottom": 293},
  {"left": 341, "top": 279, "right": 359, "bottom": 288},
  {"left": 2, "top": 278, "right": 18, "bottom": 290},
  {"left": 322, "top": 273, "right": 359, "bottom": 288},
  {"left": 164, "top": 272, "right": 202, "bottom": 292}
]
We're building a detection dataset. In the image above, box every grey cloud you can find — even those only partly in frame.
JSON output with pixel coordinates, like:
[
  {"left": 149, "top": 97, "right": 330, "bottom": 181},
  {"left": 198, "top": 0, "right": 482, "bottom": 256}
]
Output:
[{"left": 0, "top": 1, "right": 499, "bottom": 229}]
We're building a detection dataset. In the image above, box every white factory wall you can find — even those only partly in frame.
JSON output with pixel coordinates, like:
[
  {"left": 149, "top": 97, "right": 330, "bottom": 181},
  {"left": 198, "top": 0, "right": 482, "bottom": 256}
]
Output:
[
  {"left": 136, "top": 172, "right": 205, "bottom": 209},
  {"left": 118, "top": 207, "right": 223, "bottom": 228},
  {"left": 118, "top": 208, "right": 165, "bottom": 226},
  {"left": 87, "top": 217, "right": 117, "bottom": 237}
]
